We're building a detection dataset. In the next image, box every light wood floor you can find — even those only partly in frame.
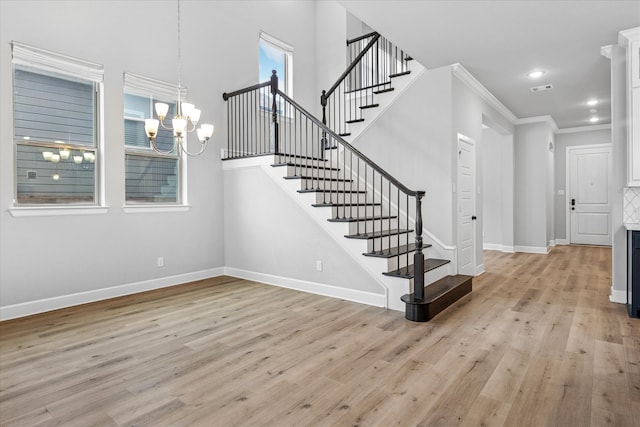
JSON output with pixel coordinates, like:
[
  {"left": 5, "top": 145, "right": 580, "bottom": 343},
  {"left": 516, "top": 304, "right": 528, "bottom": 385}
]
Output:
[{"left": 1, "top": 246, "right": 638, "bottom": 426}]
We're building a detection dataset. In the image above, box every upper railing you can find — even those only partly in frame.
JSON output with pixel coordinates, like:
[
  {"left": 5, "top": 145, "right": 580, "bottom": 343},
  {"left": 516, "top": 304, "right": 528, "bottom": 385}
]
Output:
[
  {"left": 320, "top": 32, "right": 411, "bottom": 137},
  {"left": 223, "top": 72, "right": 427, "bottom": 301}
]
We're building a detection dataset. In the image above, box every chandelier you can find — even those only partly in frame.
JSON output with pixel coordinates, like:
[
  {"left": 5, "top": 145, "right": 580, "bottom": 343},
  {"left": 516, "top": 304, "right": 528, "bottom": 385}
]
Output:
[{"left": 144, "top": 0, "right": 213, "bottom": 157}]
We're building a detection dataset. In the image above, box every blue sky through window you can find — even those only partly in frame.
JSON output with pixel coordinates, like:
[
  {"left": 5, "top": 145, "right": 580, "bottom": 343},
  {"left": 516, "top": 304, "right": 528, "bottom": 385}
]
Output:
[{"left": 259, "top": 39, "right": 285, "bottom": 84}]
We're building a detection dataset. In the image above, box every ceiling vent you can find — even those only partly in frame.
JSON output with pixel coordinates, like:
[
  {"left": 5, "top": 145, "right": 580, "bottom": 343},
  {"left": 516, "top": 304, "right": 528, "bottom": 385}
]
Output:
[{"left": 530, "top": 84, "right": 554, "bottom": 93}]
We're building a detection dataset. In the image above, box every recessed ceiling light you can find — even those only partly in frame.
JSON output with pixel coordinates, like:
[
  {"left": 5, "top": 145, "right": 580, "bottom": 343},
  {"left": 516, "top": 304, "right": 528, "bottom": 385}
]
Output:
[
  {"left": 587, "top": 99, "right": 598, "bottom": 106},
  {"left": 589, "top": 117, "right": 599, "bottom": 123},
  {"left": 528, "top": 70, "right": 545, "bottom": 78}
]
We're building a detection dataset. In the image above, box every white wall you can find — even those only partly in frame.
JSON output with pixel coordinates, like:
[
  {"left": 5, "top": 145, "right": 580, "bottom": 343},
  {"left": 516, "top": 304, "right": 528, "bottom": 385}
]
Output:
[
  {"left": 223, "top": 165, "right": 384, "bottom": 297},
  {"left": 554, "top": 128, "right": 612, "bottom": 242},
  {"left": 348, "top": 66, "right": 455, "bottom": 248},
  {"left": 0, "top": 0, "right": 320, "bottom": 317},
  {"left": 513, "top": 122, "right": 554, "bottom": 252},
  {"left": 482, "top": 127, "right": 514, "bottom": 251}
]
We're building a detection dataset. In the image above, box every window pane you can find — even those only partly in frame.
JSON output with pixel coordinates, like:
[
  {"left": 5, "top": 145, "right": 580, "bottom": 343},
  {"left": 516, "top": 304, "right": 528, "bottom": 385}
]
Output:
[
  {"left": 125, "top": 154, "right": 178, "bottom": 203},
  {"left": 259, "top": 39, "right": 286, "bottom": 84},
  {"left": 14, "top": 68, "right": 95, "bottom": 146},
  {"left": 124, "top": 94, "right": 176, "bottom": 153},
  {"left": 16, "top": 144, "right": 95, "bottom": 204}
]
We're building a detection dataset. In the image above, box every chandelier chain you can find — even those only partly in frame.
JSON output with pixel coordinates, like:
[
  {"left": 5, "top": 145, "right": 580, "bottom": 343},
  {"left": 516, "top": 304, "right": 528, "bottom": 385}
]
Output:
[{"left": 177, "top": 0, "right": 182, "bottom": 91}]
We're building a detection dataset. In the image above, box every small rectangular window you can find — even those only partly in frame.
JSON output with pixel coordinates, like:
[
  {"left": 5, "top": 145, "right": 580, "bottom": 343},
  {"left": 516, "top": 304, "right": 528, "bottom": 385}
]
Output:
[
  {"left": 259, "top": 33, "right": 293, "bottom": 116},
  {"left": 12, "top": 42, "right": 103, "bottom": 205},
  {"left": 123, "top": 73, "right": 183, "bottom": 204}
]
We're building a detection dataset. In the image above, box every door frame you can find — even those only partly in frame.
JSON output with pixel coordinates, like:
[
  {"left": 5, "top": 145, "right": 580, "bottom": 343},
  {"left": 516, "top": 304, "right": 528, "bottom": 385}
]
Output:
[
  {"left": 456, "top": 133, "right": 477, "bottom": 276},
  {"left": 565, "top": 143, "right": 613, "bottom": 245}
]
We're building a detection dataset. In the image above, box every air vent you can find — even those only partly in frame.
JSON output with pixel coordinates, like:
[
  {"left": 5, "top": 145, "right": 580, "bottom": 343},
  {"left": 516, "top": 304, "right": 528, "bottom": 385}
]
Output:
[
  {"left": 530, "top": 84, "right": 554, "bottom": 93},
  {"left": 27, "top": 170, "right": 37, "bottom": 180}
]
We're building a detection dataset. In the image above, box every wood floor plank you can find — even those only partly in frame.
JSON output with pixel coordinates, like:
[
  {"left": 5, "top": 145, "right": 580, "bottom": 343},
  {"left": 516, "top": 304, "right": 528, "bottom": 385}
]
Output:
[{"left": 1, "top": 246, "right": 637, "bottom": 426}]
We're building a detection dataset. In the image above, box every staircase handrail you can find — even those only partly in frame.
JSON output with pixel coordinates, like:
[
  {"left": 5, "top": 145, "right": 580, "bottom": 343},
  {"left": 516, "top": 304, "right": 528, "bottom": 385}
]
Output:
[
  {"left": 323, "top": 32, "right": 380, "bottom": 100},
  {"left": 346, "top": 31, "right": 378, "bottom": 46},
  {"left": 276, "top": 88, "right": 423, "bottom": 198},
  {"left": 222, "top": 81, "right": 270, "bottom": 100},
  {"left": 223, "top": 72, "right": 427, "bottom": 302}
]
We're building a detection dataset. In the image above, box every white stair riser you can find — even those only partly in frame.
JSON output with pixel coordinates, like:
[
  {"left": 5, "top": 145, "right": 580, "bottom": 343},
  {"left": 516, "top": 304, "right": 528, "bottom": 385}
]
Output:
[
  {"left": 347, "top": 218, "right": 395, "bottom": 235},
  {"left": 387, "top": 253, "right": 414, "bottom": 271},
  {"left": 286, "top": 165, "right": 342, "bottom": 179},
  {"left": 300, "top": 179, "right": 356, "bottom": 192},
  {"left": 331, "top": 205, "right": 383, "bottom": 218},
  {"left": 367, "top": 232, "right": 415, "bottom": 252},
  {"left": 314, "top": 192, "right": 368, "bottom": 204},
  {"left": 276, "top": 156, "right": 327, "bottom": 168}
]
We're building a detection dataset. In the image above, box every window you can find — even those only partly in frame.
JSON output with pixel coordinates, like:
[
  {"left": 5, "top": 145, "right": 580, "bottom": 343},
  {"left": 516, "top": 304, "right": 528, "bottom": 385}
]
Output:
[
  {"left": 123, "top": 73, "right": 183, "bottom": 205},
  {"left": 259, "top": 33, "right": 293, "bottom": 115},
  {"left": 12, "top": 42, "right": 103, "bottom": 206}
]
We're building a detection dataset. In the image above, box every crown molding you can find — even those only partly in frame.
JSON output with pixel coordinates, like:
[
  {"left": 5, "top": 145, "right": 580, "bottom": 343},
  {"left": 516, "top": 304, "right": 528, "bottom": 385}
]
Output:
[
  {"left": 601, "top": 44, "right": 613, "bottom": 60},
  {"left": 555, "top": 123, "right": 612, "bottom": 134},
  {"left": 451, "top": 63, "right": 518, "bottom": 124},
  {"left": 514, "top": 115, "right": 559, "bottom": 133}
]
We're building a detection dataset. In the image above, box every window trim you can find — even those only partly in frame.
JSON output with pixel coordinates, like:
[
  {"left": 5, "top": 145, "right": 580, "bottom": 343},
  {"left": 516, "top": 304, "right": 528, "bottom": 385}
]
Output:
[
  {"left": 11, "top": 41, "right": 105, "bottom": 210},
  {"left": 123, "top": 72, "right": 188, "bottom": 208}
]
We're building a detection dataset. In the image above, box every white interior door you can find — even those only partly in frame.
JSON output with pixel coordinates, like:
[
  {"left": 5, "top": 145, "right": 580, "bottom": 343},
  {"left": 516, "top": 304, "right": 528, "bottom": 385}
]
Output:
[
  {"left": 457, "top": 134, "right": 476, "bottom": 276},
  {"left": 569, "top": 145, "right": 612, "bottom": 246}
]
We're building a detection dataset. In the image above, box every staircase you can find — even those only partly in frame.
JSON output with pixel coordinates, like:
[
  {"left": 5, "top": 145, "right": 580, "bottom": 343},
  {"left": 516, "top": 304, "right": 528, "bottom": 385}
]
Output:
[{"left": 221, "top": 32, "right": 471, "bottom": 322}]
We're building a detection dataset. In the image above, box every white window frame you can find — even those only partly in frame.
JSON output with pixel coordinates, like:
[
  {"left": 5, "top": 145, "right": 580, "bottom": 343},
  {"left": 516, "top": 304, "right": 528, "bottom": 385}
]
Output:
[
  {"left": 9, "top": 42, "right": 107, "bottom": 217},
  {"left": 122, "top": 72, "right": 189, "bottom": 213}
]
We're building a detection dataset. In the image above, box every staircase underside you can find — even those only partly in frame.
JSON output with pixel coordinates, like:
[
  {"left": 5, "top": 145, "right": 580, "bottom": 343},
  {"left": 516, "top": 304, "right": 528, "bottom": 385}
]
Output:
[{"left": 401, "top": 274, "right": 472, "bottom": 322}]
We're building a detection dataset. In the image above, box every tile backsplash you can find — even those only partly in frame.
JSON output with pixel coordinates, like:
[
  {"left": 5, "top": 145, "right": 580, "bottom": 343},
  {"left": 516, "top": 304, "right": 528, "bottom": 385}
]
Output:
[{"left": 624, "top": 187, "right": 640, "bottom": 224}]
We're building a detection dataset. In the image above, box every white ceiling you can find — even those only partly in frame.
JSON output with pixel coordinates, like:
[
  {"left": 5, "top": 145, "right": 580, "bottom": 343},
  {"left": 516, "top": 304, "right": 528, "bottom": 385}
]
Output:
[{"left": 338, "top": 0, "right": 640, "bottom": 130}]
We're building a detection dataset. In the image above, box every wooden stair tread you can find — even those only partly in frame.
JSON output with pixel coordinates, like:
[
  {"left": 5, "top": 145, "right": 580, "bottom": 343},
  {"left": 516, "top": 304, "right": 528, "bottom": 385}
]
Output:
[
  {"left": 373, "top": 87, "right": 394, "bottom": 94},
  {"left": 328, "top": 215, "right": 397, "bottom": 223},
  {"left": 312, "top": 202, "right": 381, "bottom": 208},
  {"left": 401, "top": 275, "right": 472, "bottom": 322},
  {"left": 359, "top": 104, "right": 379, "bottom": 110},
  {"left": 383, "top": 258, "right": 450, "bottom": 279},
  {"left": 298, "top": 189, "right": 366, "bottom": 194},
  {"left": 284, "top": 176, "right": 352, "bottom": 182},
  {"left": 345, "top": 228, "right": 413, "bottom": 239},
  {"left": 274, "top": 153, "right": 327, "bottom": 162},
  {"left": 345, "top": 82, "right": 389, "bottom": 94},
  {"left": 339, "top": 132, "right": 351, "bottom": 137},
  {"left": 271, "top": 163, "right": 340, "bottom": 171},
  {"left": 363, "top": 243, "right": 433, "bottom": 258},
  {"left": 345, "top": 118, "right": 365, "bottom": 124},
  {"left": 389, "top": 70, "right": 411, "bottom": 78}
]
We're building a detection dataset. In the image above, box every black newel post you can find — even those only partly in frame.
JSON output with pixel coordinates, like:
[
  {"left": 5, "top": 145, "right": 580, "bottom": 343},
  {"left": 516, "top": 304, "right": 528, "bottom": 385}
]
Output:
[
  {"left": 320, "top": 90, "right": 328, "bottom": 150},
  {"left": 413, "top": 191, "right": 425, "bottom": 301},
  {"left": 270, "top": 70, "right": 279, "bottom": 154}
]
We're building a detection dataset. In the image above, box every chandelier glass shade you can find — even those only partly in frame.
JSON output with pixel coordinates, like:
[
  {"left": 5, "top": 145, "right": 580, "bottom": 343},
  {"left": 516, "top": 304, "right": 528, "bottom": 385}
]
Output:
[{"left": 143, "top": 0, "right": 213, "bottom": 157}]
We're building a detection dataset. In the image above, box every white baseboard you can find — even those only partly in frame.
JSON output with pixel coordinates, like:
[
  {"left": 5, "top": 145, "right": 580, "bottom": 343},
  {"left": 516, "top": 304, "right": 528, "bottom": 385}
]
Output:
[
  {"left": 224, "top": 267, "right": 386, "bottom": 308},
  {"left": 515, "top": 245, "right": 550, "bottom": 254},
  {"left": 475, "top": 264, "right": 485, "bottom": 276},
  {"left": 609, "top": 287, "right": 627, "bottom": 304},
  {"left": 483, "top": 243, "right": 515, "bottom": 253},
  {"left": 0, "top": 268, "right": 225, "bottom": 321},
  {"left": 555, "top": 239, "right": 570, "bottom": 245}
]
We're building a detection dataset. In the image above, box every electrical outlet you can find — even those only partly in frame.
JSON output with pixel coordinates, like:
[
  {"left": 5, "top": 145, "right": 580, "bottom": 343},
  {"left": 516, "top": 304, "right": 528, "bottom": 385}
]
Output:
[
  {"left": 316, "top": 260, "right": 323, "bottom": 271},
  {"left": 157, "top": 257, "right": 164, "bottom": 267}
]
